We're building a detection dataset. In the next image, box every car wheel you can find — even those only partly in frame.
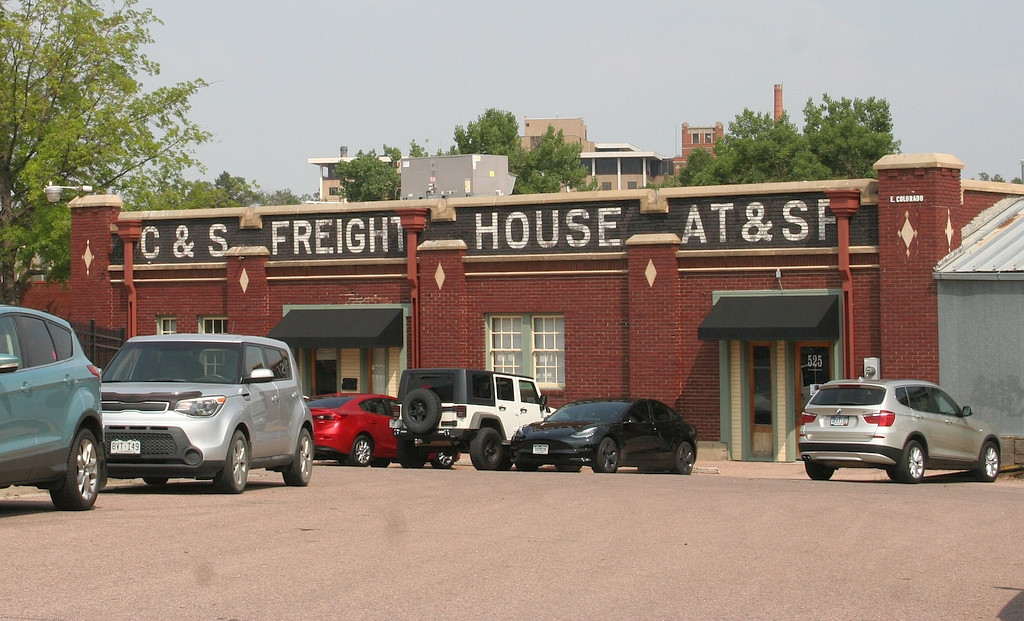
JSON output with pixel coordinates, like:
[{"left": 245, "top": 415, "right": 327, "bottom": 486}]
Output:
[
  {"left": 401, "top": 388, "right": 442, "bottom": 434},
  {"left": 430, "top": 450, "right": 458, "bottom": 469},
  {"left": 804, "top": 460, "right": 835, "bottom": 481},
  {"left": 396, "top": 436, "right": 427, "bottom": 468},
  {"left": 469, "top": 427, "right": 503, "bottom": 471},
  {"left": 672, "top": 441, "right": 696, "bottom": 475},
  {"left": 282, "top": 428, "right": 314, "bottom": 486},
  {"left": 885, "top": 466, "right": 899, "bottom": 481},
  {"left": 143, "top": 477, "right": 169, "bottom": 486},
  {"left": 592, "top": 437, "right": 619, "bottom": 473},
  {"left": 896, "top": 439, "right": 925, "bottom": 484},
  {"left": 346, "top": 434, "right": 374, "bottom": 467},
  {"left": 556, "top": 465, "right": 582, "bottom": 473},
  {"left": 214, "top": 430, "right": 250, "bottom": 493},
  {"left": 972, "top": 441, "right": 1000, "bottom": 482},
  {"left": 515, "top": 461, "right": 540, "bottom": 472},
  {"left": 50, "top": 428, "right": 101, "bottom": 511}
]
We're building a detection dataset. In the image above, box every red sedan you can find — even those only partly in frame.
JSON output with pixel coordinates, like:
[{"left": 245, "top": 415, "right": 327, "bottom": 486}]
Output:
[{"left": 309, "top": 394, "right": 457, "bottom": 468}]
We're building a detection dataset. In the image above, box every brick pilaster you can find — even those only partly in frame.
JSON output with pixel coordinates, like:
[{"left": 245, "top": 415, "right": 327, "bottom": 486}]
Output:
[
  {"left": 874, "top": 153, "right": 964, "bottom": 381},
  {"left": 224, "top": 246, "right": 270, "bottom": 336},
  {"left": 626, "top": 233, "right": 682, "bottom": 402},
  {"left": 417, "top": 240, "right": 469, "bottom": 367},
  {"left": 69, "top": 195, "right": 122, "bottom": 327}
]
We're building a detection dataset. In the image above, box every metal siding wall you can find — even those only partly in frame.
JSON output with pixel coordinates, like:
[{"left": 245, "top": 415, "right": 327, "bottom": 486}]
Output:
[{"left": 938, "top": 280, "right": 1024, "bottom": 435}]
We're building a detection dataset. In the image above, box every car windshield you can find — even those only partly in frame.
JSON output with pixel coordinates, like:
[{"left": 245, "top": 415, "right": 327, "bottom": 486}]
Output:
[
  {"left": 102, "top": 341, "right": 243, "bottom": 384},
  {"left": 547, "top": 401, "right": 628, "bottom": 424},
  {"left": 809, "top": 385, "right": 886, "bottom": 406},
  {"left": 308, "top": 396, "right": 356, "bottom": 409}
]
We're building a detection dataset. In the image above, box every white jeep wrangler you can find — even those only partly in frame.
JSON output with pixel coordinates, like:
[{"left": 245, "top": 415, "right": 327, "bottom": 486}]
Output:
[{"left": 390, "top": 368, "right": 547, "bottom": 470}]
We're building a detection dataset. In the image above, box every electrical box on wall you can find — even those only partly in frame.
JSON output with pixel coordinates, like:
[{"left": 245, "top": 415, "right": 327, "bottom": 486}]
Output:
[{"left": 863, "top": 357, "right": 881, "bottom": 380}]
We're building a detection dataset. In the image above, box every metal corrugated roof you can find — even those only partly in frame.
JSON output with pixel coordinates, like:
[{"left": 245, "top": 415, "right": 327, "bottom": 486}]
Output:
[{"left": 935, "top": 196, "right": 1024, "bottom": 280}]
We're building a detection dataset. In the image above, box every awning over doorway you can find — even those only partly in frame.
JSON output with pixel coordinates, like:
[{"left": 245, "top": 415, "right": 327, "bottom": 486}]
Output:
[
  {"left": 268, "top": 308, "right": 404, "bottom": 349},
  {"left": 697, "top": 295, "right": 839, "bottom": 341}
]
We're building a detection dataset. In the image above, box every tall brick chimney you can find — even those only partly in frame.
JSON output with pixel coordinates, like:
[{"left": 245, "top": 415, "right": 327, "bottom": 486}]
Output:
[{"left": 773, "top": 84, "right": 783, "bottom": 121}]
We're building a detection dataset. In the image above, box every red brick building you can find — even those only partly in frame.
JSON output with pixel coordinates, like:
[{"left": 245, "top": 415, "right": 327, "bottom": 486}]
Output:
[{"left": 60, "top": 153, "right": 1023, "bottom": 461}]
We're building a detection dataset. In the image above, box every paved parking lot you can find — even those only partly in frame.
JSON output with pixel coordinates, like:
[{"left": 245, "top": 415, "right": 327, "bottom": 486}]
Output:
[{"left": 2, "top": 462, "right": 1022, "bottom": 620}]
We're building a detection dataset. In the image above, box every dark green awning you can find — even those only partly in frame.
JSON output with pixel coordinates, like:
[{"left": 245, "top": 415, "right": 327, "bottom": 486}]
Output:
[
  {"left": 698, "top": 295, "right": 839, "bottom": 341},
  {"left": 268, "top": 308, "right": 403, "bottom": 349}
]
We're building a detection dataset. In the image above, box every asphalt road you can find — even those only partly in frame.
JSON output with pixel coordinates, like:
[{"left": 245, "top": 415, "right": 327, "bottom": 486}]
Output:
[{"left": 1, "top": 462, "right": 1022, "bottom": 620}]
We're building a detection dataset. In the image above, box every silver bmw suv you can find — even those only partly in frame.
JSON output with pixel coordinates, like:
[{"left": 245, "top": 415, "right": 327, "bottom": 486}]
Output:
[
  {"left": 798, "top": 379, "right": 1001, "bottom": 483},
  {"left": 101, "top": 334, "right": 314, "bottom": 493}
]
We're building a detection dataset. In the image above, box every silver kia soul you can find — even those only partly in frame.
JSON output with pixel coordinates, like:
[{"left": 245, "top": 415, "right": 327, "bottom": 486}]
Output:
[
  {"left": 101, "top": 334, "right": 314, "bottom": 493},
  {"left": 798, "top": 379, "right": 1001, "bottom": 483}
]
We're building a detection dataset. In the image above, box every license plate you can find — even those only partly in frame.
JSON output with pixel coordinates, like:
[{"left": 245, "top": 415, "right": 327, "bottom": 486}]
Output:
[
  {"left": 830, "top": 415, "right": 850, "bottom": 427},
  {"left": 110, "top": 439, "right": 141, "bottom": 455},
  {"left": 532, "top": 444, "right": 549, "bottom": 455}
]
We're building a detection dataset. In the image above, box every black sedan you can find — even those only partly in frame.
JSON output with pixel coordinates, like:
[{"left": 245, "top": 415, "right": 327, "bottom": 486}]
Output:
[{"left": 510, "top": 399, "right": 698, "bottom": 474}]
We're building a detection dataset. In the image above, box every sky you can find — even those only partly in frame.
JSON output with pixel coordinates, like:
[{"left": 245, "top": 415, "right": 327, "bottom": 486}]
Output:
[{"left": 137, "top": 0, "right": 1024, "bottom": 197}]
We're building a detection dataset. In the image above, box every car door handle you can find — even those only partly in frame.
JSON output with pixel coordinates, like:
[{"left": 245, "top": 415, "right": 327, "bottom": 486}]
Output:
[
  {"left": 271, "top": 395, "right": 280, "bottom": 403},
  {"left": 64, "top": 374, "right": 75, "bottom": 387},
  {"left": 21, "top": 381, "right": 32, "bottom": 395}
]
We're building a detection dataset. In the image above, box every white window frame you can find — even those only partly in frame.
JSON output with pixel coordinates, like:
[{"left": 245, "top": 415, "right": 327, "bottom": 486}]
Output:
[
  {"left": 200, "top": 316, "right": 228, "bottom": 334},
  {"left": 486, "top": 314, "right": 565, "bottom": 388},
  {"left": 157, "top": 316, "right": 177, "bottom": 334}
]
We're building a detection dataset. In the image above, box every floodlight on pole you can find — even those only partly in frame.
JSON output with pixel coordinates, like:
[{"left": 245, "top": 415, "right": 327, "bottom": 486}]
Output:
[{"left": 44, "top": 183, "right": 93, "bottom": 203}]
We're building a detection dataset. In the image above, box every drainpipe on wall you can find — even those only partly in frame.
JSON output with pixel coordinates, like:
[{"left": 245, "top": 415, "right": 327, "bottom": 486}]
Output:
[
  {"left": 825, "top": 190, "right": 861, "bottom": 378},
  {"left": 399, "top": 208, "right": 430, "bottom": 369},
  {"left": 115, "top": 220, "right": 142, "bottom": 339}
]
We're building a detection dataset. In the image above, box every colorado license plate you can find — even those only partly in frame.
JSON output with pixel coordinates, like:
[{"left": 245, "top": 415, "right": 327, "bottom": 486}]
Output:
[
  {"left": 830, "top": 415, "right": 850, "bottom": 427},
  {"left": 532, "top": 444, "right": 549, "bottom": 455},
  {"left": 110, "top": 439, "right": 141, "bottom": 455}
]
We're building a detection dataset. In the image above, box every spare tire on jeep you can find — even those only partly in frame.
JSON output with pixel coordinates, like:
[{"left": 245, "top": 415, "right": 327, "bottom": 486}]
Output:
[{"left": 402, "top": 387, "right": 442, "bottom": 434}]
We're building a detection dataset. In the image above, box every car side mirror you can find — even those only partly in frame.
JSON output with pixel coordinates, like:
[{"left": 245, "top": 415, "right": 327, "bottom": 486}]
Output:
[
  {"left": 0, "top": 353, "right": 20, "bottom": 374},
  {"left": 960, "top": 405, "right": 973, "bottom": 418},
  {"left": 245, "top": 368, "right": 275, "bottom": 383},
  {"left": 539, "top": 394, "right": 548, "bottom": 410}
]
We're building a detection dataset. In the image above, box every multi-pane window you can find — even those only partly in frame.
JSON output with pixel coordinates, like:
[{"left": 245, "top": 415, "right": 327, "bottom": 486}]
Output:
[
  {"left": 487, "top": 315, "right": 564, "bottom": 387},
  {"left": 157, "top": 317, "right": 177, "bottom": 334},
  {"left": 489, "top": 316, "right": 522, "bottom": 374},
  {"left": 532, "top": 316, "right": 564, "bottom": 386},
  {"left": 200, "top": 316, "right": 228, "bottom": 334}
]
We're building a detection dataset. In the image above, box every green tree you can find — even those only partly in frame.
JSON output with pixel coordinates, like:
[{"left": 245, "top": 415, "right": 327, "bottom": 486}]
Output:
[
  {"left": 515, "top": 126, "right": 596, "bottom": 193},
  {"left": 0, "top": 0, "right": 210, "bottom": 304},
  {"left": 453, "top": 108, "right": 523, "bottom": 159},
  {"left": 699, "top": 110, "right": 829, "bottom": 184},
  {"left": 336, "top": 148, "right": 401, "bottom": 202},
  {"left": 262, "top": 188, "right": 302, "bottom": 205},
  {"left": 213, "top": 172, "right": 264, "bottom": 207},
  {"left": 802, "top": 95, "right": 900, "bottom": 179},
  {"left": 671, "top": 94, "right": 900, "bottom": 187}
]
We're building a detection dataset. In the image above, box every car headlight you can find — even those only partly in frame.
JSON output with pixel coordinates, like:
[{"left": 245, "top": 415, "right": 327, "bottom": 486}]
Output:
[
  {"left": 175, "top": 395, "right": 226, "bottom": 417},
  {"left": 511, "top": 426, "right": 526, "bottom": 442},
  {"left": 570, "top": 426, "right": 598, "bottom": 440}
]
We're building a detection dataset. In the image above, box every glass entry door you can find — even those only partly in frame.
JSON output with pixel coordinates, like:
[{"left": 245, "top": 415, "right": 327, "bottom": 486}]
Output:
[
  {"left": 749, "top": 344, "right": 773, "bottom": 458},
  {"left": 796, "top": 344, "right": 831, "bottom": 408}
]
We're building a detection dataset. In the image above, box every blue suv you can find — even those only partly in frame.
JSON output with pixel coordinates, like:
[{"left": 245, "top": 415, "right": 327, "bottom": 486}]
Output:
[{"left": 0, "top": 306, "right": 104, "bottom": 510}]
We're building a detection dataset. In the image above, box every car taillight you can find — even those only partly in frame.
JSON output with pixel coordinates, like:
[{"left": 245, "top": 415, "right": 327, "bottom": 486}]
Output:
[
  {"left": 799, "top": 412, "right": 816, "bottom": 425},
  {"left": 455, "top": 405, "right": 467, "bottom": 418},
  {"left": 88, "top": 365, "right": 101, "bottom": 378},
  {"left": 863, "top": 410, "right": 896, "bottom": 426},
  {"left": 313, "top": 412, "right": 346, "bottom": 421}
]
